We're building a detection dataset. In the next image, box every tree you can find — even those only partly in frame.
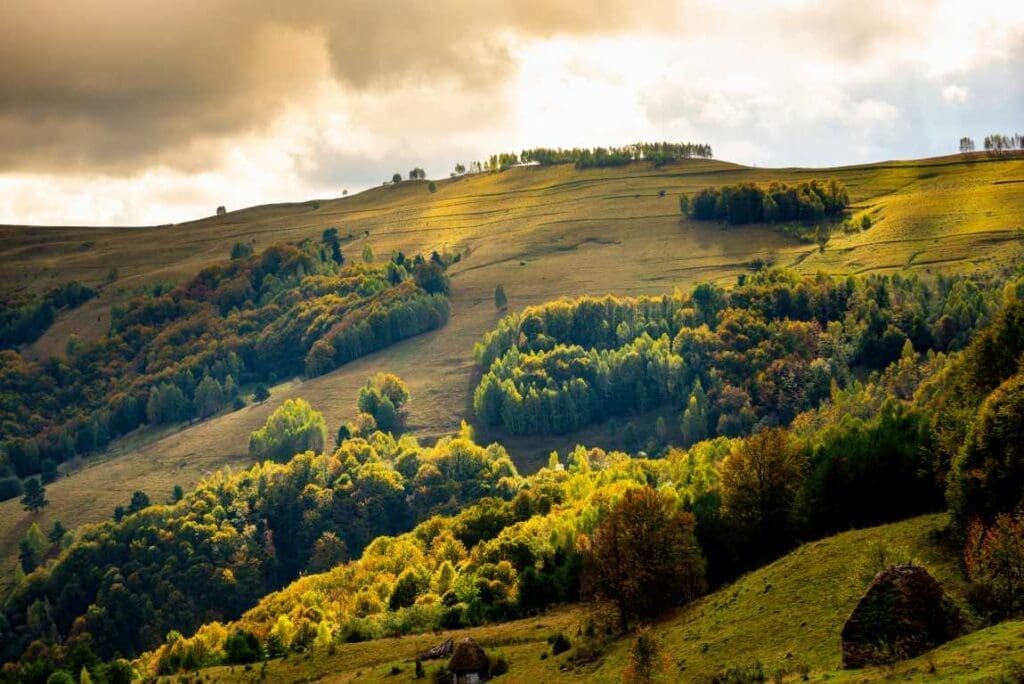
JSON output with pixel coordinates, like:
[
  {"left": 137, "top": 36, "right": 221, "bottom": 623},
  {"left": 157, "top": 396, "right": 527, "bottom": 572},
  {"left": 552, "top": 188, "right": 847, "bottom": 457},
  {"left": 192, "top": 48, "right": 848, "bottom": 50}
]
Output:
[
  {"left": 454, "top": 163, "right": 466, "bottom": 175},
  {"left": 362, "top": 243, "right": 374, "bottom": 263},
  {"left": 322, "top": 227, "right": 344, "bottom": 264},
  {"left": 128, "top": 490, "right": 150, "bottom": 514},
  {"left": 624, "top": 627, "right": 661, "bottom": 684},
  {"left": 253, "top": 383, "right": 270, "bottom": 402},
  {"left": 48, "top": 520, "right": 67, "bottom": 544},
  {"left": 964, "top": 512, "right": 1024, "bottom": 618},
  {"left": 193, "top": 375, "right": 225, "bottom": 419},
  {"left": 719, "top": 428, "right": 805, "bottom": 563},
  {"left": 494, "top": 284, "right": 508, "bottom": 310},
  {"left": 170, "top": 484, "right": 184, "bottom": 503},
  {"left": 948, "top": 372, "right": 1024, "bottom": 532},
  {"left": 583, "top": 486, "right": 706, "bottom": 631},
  {"left": 357, "top": 373, "right": 410, "bottom": 433},
  {"left": 428, "top": 181, "right": 437, "bottom": 193},
  {"left": 21, "top": 477, "right": 48, "bottom": 513},
  {"left": 959, "top": 136, "right": 976, "bottom": 153},
  {"left": 392, "top": 173, "right": 402, "bottom": 184},
  {"left": 678, "top": 194, "right": 690, "bottom": 216},
  {"left": 230, "top": 242, "right": 253, "bottom": 260},
  {"left": 19, "top": 523, "right": 47, "bottom": 572},
  {"left": 309, "top": 531, "right": 347, "bottom": 572},
  {"left": 248, "top": 398, "right": 328, "bottom": 462}
]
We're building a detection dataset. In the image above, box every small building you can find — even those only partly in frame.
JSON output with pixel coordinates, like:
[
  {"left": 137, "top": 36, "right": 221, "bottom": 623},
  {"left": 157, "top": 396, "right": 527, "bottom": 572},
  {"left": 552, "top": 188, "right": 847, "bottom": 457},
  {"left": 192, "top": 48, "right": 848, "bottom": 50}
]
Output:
[{"left": 447, "top": 637, "right": 490, "bottom": 684}]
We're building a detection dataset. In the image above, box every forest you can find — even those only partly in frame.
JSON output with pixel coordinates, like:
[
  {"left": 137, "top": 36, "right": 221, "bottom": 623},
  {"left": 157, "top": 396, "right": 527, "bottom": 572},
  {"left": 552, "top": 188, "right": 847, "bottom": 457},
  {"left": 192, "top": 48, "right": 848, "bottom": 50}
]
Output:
[
  {"left": 0, "top": 238, "right": 450, "bottom": 487},
  {"left": 3, "top": 266, "right": 1022, "bottom": 682},
  {"left": 473, "top": 268, "right": 1001, "bottom": 439},
  {"left": 687, "top": 178, "right": 850, "bottom": 225},
  {"left": 458, "top": 141, "right": 714, "bottom": 173}
]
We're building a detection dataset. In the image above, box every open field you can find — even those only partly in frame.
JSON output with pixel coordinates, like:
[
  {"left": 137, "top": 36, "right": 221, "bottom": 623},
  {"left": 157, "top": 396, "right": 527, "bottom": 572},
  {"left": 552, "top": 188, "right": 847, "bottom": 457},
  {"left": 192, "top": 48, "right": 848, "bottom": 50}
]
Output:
[
  {"left": 185, "top": 513, "right": 1022, "bottom": 683},
  {"left": 2, "top": 154, "right": 1024, "bottom": 584}
]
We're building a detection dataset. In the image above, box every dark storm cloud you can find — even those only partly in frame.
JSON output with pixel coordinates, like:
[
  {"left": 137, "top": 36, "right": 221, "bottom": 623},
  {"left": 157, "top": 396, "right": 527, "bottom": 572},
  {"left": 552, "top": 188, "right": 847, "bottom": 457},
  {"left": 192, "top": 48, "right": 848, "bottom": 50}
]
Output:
[{"left": 0, "top": 0, "right": 675, "bottom": 175}]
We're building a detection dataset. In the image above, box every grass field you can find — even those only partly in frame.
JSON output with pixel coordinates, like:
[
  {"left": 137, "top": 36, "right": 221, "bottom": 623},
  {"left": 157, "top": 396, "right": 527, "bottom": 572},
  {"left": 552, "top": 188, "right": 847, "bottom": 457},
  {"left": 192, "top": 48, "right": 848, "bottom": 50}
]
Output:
[
  {"left": 2, "top": 153, "right": 1023, "bottom": 587},
  {"left": 178, "top": 513, "right": 1024, "bottom": 683}
]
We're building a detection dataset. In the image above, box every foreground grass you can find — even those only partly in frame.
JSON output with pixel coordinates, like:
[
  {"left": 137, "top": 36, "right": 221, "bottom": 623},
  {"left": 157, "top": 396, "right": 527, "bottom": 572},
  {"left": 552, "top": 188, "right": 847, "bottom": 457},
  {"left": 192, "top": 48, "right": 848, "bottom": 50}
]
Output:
[
  {"left": 175, "top": 513, "right": 1019, "bottom": 684},
  {"left": 3, "top": 154, "right": 1023, "bottom": 583}
]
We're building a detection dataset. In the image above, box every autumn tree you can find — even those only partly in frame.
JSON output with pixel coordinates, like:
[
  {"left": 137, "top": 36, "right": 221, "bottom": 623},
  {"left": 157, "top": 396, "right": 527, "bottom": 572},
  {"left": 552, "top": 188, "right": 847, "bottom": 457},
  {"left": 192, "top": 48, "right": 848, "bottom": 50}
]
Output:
[
  {"left": 583, "top": 486, "right": 706, "bottom": 631},
  {"left": 964, "top": 512, "right": 1024, "bottom": 618},
  {"left": 248, "top": 398, "right": 328, "bottom": 462},
  {"left": 624, "top": 627, "right": 662, "bottom": 684},
  {"left": 719, "top": 428, "right": 805, "bottom": 563}
]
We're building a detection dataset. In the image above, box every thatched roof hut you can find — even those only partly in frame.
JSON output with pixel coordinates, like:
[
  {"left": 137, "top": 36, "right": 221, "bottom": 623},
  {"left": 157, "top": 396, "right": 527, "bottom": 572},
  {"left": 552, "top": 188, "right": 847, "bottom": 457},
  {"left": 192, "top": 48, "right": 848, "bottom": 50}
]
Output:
[{"left": 447, "top": 637, "right": 490, "bottom": 682}]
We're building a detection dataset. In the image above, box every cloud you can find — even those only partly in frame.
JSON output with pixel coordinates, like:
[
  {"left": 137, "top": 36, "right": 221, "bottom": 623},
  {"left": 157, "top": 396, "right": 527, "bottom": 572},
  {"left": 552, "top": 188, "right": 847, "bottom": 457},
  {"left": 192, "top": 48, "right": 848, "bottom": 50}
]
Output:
[
  {"left": 942, "top": 83, "right": 969, "bottom": 103},
  {"left": 0, "top": 0, "right": 1022, "bottom": 225},
  {"left": 0, "top": 0, "right": 676, "bottom": 175}
]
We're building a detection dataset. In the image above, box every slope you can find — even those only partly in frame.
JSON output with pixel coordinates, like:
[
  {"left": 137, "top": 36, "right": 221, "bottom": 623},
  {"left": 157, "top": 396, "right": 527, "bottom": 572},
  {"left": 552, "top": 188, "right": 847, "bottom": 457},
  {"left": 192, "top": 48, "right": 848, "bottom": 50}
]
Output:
[
  {"left": 1, "top": 154, "right": 1022, "bottom": 587},
  {"left": 187, "top": 512, "right": 1013, "bottom": 683}
]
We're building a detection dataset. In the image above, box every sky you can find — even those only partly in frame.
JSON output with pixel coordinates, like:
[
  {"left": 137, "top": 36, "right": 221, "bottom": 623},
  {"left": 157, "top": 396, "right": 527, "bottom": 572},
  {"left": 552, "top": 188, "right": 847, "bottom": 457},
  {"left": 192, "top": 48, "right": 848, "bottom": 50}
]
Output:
[{"left": 0, "top": 0, "right": 1022, "bottom": 226}]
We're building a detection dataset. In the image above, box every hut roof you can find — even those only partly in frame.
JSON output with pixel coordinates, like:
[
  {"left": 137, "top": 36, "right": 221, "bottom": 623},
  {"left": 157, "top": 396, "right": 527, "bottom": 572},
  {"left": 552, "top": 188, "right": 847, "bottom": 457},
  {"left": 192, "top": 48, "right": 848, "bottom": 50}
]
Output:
[{"left": 448, "top": 637, "right": 490, "bottom": 673}]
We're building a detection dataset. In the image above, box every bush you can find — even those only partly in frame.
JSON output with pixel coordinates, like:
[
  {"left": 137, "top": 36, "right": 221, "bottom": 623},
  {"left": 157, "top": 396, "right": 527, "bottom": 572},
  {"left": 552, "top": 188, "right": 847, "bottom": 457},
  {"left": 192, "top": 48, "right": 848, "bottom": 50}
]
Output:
[
  {"left": 0, "top": 477, "right": 22, "bottom": 502},
  {"left": 224, "top": 629, "right": 261, "bottom": 664},
  {"left": 248, "top": 398, "right": 328, "bottom": 462},
  {"left": 490, "top": 651, "right": 510, "bottom": 676},
  {"left": 548, "top": 632, "right": 571, "bottom": 655}
]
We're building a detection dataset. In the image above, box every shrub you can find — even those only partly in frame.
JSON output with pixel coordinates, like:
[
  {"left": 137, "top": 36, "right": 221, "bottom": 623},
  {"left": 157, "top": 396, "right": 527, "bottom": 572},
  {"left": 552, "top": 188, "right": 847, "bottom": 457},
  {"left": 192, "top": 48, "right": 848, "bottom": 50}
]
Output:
[
  {"left": 548, "top": 632, "right": 571, "bottom": 655},
  {"left": 248, "top": 398, "right": 328, "bottom": 462},
  {"left": 0, "top": 477, "right": 23, "bottom": 502}
]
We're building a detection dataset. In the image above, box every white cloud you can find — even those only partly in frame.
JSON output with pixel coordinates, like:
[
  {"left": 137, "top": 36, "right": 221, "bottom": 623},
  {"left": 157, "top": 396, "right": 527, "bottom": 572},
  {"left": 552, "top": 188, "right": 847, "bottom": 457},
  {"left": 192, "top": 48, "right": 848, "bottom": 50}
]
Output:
[{"left": 942, "top": 83, "right": 969, "bottom": 103}]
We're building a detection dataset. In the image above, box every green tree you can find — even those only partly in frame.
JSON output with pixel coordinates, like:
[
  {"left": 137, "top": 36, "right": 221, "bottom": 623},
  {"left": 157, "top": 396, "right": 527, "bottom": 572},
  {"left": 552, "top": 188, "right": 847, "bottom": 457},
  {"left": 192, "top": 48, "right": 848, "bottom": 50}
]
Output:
[
  {"left": 494, "top": 284, "right": 508, "bottom": 310},
  {"left": 230, "top": 242, "right": 253, "bottom": 260},
  {"left": 21, "top": 477, "right": 48, "bottom": 513},
  {"left": 949, "top": 372, "right": 1024, "bottom": 532},
  {"left": 583, "top": 487, "right": 706, "bottom": 631},
  {"left": 357, "top": 373, "right": 410, "bottom": 433},
  {"left": 678, "top": 194, "right": 690, "bottom": 215},
  {"left": 193, "top": 375, "right": 225, "bottom": 419},
  {"left": 392, "top": 173, "right": 402, "bottom": 184},
  {"left": 428, "top": 181, "right": 437, "bottom": 193},
  {"left": 48, "top": 520, "right": 66, "bottom": 544},
  {"left": 362, "top": 243, "right": 374, "bottom": 263},
  {"left": 248, "top": 398, "right": 328, "bottom": 462},
  {"left": 322, "top": 227, "right": 343, "bottom": 264}
]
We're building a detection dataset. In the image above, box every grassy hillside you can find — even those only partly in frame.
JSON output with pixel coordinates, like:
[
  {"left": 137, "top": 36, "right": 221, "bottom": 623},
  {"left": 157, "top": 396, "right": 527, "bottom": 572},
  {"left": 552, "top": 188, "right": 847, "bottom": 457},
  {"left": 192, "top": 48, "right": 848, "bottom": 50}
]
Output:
[
  {"left": 2, "top": 154, "right": 1023, "bottom": 587},
  {"left": 185, "top": 513, "right": 1011, "bottom": 683}
]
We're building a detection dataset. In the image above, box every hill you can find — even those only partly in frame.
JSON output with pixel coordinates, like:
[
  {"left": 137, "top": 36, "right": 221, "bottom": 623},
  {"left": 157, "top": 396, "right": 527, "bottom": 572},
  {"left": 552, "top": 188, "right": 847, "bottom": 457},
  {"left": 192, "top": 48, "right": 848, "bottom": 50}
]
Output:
[
  {"left": 185, "top": 513, "right": 1024, "bottom": 683},
  {"left": 1, "top": 153, "right": 1023, "bottom": 587}
]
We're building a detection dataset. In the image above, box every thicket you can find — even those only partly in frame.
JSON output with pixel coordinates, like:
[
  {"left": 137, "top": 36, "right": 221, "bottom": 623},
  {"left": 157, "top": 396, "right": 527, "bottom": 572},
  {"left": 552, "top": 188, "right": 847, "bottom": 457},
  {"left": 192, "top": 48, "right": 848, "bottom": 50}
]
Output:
[
  {"left": 0, "top": 241, "right": 450, "bottom": 479},
  {"left": 473, "top": 269, "right": 1002, "bottom": 439},
  {"left": 0, "top": 280, "right": 96, "bottom": 348},
  {"left": 687, "top": 179, "right": 849, "bottom": 225}
]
